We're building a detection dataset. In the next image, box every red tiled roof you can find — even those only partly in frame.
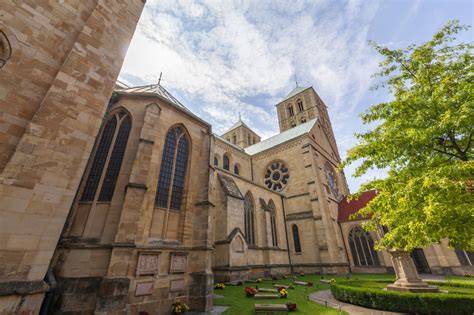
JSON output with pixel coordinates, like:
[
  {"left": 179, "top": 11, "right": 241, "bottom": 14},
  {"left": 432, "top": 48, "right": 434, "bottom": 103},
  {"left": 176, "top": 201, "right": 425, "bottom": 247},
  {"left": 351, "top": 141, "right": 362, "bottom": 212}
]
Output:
[{"left": 338, "top": 190, "right": 377, "bottom": 221}]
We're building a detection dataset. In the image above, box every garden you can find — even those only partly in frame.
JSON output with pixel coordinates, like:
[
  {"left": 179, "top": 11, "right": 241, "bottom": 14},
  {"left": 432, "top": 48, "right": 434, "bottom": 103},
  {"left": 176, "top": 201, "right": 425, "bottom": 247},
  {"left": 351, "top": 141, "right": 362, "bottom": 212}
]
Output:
[{"left": 212, "top": 273, "right": 474, "bottom": 314}]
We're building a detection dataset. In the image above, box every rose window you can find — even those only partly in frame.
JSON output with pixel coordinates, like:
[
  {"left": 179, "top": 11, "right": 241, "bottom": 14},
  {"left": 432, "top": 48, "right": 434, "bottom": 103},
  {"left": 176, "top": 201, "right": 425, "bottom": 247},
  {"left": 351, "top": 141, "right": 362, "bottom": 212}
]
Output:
[{"left": 264, "top": 162, "right": 289, "bottom": 191}]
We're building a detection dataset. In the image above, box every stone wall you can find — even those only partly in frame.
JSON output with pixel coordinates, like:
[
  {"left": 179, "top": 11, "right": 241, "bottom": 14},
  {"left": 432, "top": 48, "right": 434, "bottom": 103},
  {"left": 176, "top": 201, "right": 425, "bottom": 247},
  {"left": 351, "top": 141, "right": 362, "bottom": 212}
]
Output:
[{"left": 0, "top": 1, "right": 145, "bottom": 313}]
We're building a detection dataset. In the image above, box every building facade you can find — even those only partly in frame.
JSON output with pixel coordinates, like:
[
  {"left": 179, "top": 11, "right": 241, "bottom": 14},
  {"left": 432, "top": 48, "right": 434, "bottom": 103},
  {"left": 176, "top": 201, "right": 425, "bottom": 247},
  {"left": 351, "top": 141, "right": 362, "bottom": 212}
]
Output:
[
  {"left": 1, "top": 3, "right": 472, "bottom": 313},
  {"left": 0, "top": 1, "right": 144, "bottom": 314}
]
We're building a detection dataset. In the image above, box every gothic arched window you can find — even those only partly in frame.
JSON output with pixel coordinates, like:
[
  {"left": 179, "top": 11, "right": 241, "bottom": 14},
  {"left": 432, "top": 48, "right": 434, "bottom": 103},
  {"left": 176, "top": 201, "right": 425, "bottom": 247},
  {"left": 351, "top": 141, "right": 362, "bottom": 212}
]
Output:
[
  {"left": 455, "top": 249, "right": 474, "bottom": 266},
  {"left": 155, "top": 126, "right": 189, "bottom": 210},
  {"left": 244, "top": 192, "right": 255, "bottom": 245},
  {"left": 223, "top": 154, "right": 230, "bottom": 171},
  {"left": 348, "top": 226, "right": 379, "bottom": 266},
  {"left": 214, "top": 156, "right": 219, "bottom": 167},
  {"left": 232, "top": 133, "right": 237, "bottom": 144},
  {"left": 234, "top": 164, "right": 240, "bottom": 175},
  {"left": 288, "top": 105, "right": 294, "bottom": 117},
  {"left": 247, "top": 134, "right": 251, "bottom": 145},
  {"left": 269, "top": 200, "right": 278, "bottom": 247},
  {"left": 297, "top": 99, "right": 304, "bottom": 112},
  {"left": 301, "top": 117, "right": 306, "bottom": 123},
  {"left": 292, "top": 224, "right": 301, "bottom": 254},
  {"left": 81, "top": 110, "right": 131, "bottom": 202}
]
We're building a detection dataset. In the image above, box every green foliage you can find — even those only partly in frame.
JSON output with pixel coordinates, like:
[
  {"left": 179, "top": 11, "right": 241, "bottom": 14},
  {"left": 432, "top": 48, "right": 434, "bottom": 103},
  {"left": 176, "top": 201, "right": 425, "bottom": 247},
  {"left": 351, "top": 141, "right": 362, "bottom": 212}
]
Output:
[
  {"left": 342, "top": 20, "right": 474, "bottom": 251},
  {"left": 331, "top": 281, "right": 474, "bottom": 315}
]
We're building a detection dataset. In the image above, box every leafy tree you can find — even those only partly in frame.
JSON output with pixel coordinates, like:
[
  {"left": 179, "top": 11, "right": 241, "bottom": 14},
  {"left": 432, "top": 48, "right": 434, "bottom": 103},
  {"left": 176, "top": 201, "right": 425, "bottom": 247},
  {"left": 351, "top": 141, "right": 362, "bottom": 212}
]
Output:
[{"left": 342, "top": 20, "right": 473, "bottom": 252}]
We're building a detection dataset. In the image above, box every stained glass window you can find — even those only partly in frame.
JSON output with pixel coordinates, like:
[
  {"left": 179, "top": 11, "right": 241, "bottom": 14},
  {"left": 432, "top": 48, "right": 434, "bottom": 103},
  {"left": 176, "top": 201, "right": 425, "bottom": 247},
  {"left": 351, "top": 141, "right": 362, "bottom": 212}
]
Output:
[
  {"left": 244, "top": 192, "right": 255, "bottom": 245},
  {"left": 292, "top": 224, "right": 301, "bottom": 253},
  {"left": 155, "top": 126, "right": 189, "bottom": 210},
  {"left": 223, "top": 154, "right": 230, "bottom": 171},
  {"left": 98, "top": 115, "right": 131, "bottom": 201},
  {"left": 349, "top": 226, "right": 379, "bottom": 266},
  {"left": 269, "top": 200, "right": 278, "bottom": 247},
  {"left": 264, "top": 161, "right": 289, "bottom": 191}
]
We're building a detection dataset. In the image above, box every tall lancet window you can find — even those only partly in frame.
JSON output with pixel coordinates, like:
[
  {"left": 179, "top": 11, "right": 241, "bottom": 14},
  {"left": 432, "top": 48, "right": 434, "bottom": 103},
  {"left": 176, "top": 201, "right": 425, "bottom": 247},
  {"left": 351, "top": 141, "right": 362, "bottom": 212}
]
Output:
[
  {"left": 155, "top": 126, "right": 189, "bottom": 210},
  {"left": 292, "top": 224, "right": 301, "bottom": 254},
  {"left": 81, "top": 110, "right": 131, "bottom": 202},
  {"left": 223, "top": 154, "right": 230, "bottom": 171},
  {"left": 244, "top": 192, "right": 255, "bottom": 245},
  {"left": 348, "top": 226, "right": 379, "bottom": 266},
  {"left": 288, "top": 105, "right": 294, "bottom": 117},
  {"left": 297, "top": 99, "right": 304, "bottom": 112},
  {"left": 269, "top": 200, "right": 278, "bottom": 247}
]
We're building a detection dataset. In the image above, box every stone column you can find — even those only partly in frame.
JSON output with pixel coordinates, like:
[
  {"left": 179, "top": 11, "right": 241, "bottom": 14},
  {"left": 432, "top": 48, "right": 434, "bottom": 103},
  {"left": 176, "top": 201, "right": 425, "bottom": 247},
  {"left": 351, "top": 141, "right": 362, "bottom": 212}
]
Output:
[{"left": 386, "top": 250, "right": 438, "bottom": 292}]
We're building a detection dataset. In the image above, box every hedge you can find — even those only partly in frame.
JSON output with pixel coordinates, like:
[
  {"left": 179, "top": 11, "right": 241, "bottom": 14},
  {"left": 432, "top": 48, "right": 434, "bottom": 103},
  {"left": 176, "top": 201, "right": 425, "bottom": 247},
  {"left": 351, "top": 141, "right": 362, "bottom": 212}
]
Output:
[{"left": 330, "top": 281, "right": 474, "bottom": 314}]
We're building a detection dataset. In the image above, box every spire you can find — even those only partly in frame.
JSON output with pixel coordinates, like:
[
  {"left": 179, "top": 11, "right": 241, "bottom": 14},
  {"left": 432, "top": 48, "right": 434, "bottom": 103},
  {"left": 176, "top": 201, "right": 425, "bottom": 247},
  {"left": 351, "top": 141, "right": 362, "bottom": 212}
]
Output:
[
  {"left": 157, "top": 72, "right": 162, "bottom": 85},
  {"left": 295, "top": 73, "right": 298, "bottom": 87},
  {"left": 238, "top": 111, "right": 241, "bottom": 121}
]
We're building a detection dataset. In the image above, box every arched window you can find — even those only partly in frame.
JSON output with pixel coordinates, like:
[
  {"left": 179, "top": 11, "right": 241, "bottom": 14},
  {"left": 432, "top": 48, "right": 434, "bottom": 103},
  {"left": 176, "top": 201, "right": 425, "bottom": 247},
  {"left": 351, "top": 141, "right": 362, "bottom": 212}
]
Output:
[
  {"left": 301, "top": 117, "right": 306, "bottom": 123},
  {"left": 244, "top": 192, "right": 255, "bottom": 245},
  {"left": 348, "top": 226, "right": 379, "bottom": 266},
  {"left": 247, "top": 134, "right": 251, "bottom": 145},
  {"left": 455, "top": 249, "right": 474, "bottom": 266},
  {"left": 297, "top": 99, "right": 304, "bottom": 112},
  {"left": 234, "top": 164, "right": 240, "bottom": 175},
  {"left": 214, "top": 155, "right": 219, "bottom": 167},
  {"left": 292, "top": 224, "right": 301, "bottom": 253},
  {"left": 290, "top": 121, "right": 296, "bottom": 128},
  {"left": 155, "top": 126, "right": 189, "bottom": 210},
  {"left": 81, "top": 110, "right": 131, "bottom": 202},
  {"left": 287, "top": 105, "right": 294, "bottom": 117},
  {"left": 268, "top": 200, "right": 278, "bottom": 247},
  {"left": 253, "top": 137, "right": 256, "bottom": 144},
  {"left": 223, "top": 154, "right": 230, "bottom": 171},
  {"left": 232, "top": 133, "right": 237, "bottom": 144}
]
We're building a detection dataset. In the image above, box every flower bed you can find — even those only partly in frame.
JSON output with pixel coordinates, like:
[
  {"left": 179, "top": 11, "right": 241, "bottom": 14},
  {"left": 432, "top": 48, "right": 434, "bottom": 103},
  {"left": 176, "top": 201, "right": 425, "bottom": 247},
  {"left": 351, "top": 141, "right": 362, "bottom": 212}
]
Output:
[
  {"left": 331, "top": 280, "right": 474, "bottom": 315},
  {"left": 244, "top": 286, "right": 257, "bottom": 297}
]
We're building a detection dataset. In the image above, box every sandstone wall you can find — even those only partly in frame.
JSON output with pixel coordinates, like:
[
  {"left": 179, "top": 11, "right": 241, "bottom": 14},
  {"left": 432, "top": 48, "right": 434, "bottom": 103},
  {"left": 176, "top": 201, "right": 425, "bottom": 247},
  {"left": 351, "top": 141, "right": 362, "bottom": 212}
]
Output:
[{"left": 0, "top": 1, "right": 145, "bottom": 313}]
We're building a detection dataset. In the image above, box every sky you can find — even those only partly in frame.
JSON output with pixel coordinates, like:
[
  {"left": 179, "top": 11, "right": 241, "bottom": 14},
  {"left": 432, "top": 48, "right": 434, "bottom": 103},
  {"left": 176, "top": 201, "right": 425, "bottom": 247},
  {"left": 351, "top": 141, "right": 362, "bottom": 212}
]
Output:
[{"left": 118, "top": 0, "right": 473, "bottom": 192}]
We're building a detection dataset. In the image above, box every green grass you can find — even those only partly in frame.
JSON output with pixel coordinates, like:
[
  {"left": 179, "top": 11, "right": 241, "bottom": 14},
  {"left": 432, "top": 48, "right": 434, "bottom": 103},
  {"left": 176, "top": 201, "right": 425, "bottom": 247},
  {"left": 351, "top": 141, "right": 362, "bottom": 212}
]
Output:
[
  {"left": 213, "top": 275, "right": 348, "bottom": 315},
  {"left": 212, "top": 274, "right": 474, "bottom": 314}
]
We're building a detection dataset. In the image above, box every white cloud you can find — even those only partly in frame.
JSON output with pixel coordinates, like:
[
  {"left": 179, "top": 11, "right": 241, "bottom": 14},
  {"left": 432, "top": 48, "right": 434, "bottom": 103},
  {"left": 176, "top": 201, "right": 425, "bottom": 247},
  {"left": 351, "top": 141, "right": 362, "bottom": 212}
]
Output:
[{"left": 119, "top": 0, "right": 385, "bottom": 190}]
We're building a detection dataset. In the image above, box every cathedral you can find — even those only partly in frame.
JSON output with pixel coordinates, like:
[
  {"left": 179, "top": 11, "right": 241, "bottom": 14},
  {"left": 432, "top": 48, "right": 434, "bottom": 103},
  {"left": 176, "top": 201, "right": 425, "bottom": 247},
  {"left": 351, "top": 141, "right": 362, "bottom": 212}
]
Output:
[{"left": 0, "top": 2, "right": 472, "bottom": 314}]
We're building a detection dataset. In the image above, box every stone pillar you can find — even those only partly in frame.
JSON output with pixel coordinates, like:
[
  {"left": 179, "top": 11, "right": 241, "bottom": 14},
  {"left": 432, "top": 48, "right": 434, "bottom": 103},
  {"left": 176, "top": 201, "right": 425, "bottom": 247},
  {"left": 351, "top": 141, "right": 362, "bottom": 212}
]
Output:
[
  {"left": 0, "top": 1, "right": 145, "bottom": 313},
  {"left": 386, "top": 251, "right": 438, "bottom": 292}
]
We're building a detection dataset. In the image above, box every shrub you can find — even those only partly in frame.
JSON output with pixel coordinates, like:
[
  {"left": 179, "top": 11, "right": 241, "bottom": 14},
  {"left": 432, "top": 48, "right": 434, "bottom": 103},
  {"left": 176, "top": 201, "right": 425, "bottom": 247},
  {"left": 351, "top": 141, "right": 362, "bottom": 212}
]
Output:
[
  {"left": 214, "top": 282, "right": 225, "bottom": 289},
  {"left": 331, "top": 281, "right": 474, "bottom": 315},
  {"left": 171, "top": 300, "right": 189, "bottom": 314}
]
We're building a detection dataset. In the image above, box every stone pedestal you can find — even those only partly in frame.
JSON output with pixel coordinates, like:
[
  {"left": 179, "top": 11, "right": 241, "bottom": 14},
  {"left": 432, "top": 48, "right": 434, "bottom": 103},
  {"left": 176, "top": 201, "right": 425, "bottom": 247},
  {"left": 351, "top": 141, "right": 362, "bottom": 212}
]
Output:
[{"left": 386, "top": 251, "right": 439, "bottom": 292}]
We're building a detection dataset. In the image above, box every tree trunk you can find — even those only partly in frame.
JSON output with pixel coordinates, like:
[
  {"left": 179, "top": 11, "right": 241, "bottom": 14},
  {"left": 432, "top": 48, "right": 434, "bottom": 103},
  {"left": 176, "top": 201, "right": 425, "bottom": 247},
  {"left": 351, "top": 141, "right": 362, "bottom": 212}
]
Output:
[{"left": 386, "top": 250, "right": 439, "bottom": 292}]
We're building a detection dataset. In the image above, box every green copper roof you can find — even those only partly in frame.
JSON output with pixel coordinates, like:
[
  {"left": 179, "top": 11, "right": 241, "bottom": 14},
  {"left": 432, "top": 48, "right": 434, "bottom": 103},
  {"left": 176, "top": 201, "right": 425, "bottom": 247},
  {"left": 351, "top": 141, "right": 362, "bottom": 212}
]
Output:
[
  {"left": 279, "top": 86, "right": 311, "bottom": 104},
  {"left": 245, "top": 118, "right": 317, "bottom": 155}
]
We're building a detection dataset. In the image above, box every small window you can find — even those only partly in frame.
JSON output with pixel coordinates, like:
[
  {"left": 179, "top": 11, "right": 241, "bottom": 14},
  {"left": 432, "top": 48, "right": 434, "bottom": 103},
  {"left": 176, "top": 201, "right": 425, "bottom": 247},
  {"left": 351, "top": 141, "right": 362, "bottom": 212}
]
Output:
[
  {"left": 247, "top": 134, "right": 250, "bottom": 145},
  {"left": 290, "top": 122, "right": 296, "bottom": 128},
  {"left": 253, "top": 137, "right": 256, "bottom": 144},
  {"left": 223, "top": 154, "right": 230, "bottom": 171},
  {"left": 232, "top": 134, "right": 237, "bottom": 144},
  {"left": 297, "top": 99, "right": 304, "bottom": 112},
  {"left": 288, "top": 105, "right": 294, "bottom": 117},
  {"left": 301, "top": 117, "right": 306, "bottom": 123},
  {"left": 292, "top": 224, "right": 301, "bottom": 254},
  {"left": 214, "top": 156, "right": 219, "bottom": 166},
  {"left": 234, "top": 164, "right": 239, "bottom": 175}
]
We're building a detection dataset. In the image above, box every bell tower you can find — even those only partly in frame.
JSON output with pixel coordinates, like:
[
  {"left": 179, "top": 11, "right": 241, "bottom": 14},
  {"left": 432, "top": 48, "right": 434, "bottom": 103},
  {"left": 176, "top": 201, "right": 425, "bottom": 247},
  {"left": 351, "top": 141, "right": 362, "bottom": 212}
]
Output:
[{"left": 276, "top": 86, "right": 318, "bottom": 132}]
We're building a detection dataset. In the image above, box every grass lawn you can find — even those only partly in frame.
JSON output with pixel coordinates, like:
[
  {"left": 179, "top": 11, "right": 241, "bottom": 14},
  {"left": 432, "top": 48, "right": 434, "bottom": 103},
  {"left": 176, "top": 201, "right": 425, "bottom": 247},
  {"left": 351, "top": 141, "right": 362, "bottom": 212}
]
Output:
[
  {"left": 213, "top": 274, "right": 350, "bottom": 315},
  {"left": 212, "top": 273, "right": 474, "bottom": 314}
]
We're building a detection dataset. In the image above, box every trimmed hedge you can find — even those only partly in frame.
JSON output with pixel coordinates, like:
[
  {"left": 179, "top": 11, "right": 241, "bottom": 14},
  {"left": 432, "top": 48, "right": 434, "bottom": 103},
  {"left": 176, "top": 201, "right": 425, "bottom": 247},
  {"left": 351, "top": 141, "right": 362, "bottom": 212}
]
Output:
[{"left": 331, "top": 281, "right": 474, "bottom": 315}]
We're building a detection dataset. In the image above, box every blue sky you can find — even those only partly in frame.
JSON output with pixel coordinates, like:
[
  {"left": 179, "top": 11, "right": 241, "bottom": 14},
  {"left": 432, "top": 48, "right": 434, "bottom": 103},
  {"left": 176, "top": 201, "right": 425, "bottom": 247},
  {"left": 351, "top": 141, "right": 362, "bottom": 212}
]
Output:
[{"left": 119, "top": 0, "right": 473, "bottom": 192}]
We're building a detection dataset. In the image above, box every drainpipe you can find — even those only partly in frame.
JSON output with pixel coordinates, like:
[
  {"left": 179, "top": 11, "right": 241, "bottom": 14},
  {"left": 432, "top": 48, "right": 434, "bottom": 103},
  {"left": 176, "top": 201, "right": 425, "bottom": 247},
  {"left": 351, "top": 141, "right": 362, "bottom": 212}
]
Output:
[
  {"left": 280, "top": 195, "right": 293, "bottom": 274},
  {"left": 337, "top": 220, "right": 351, "bottom": 274},
  {"left": 40, "top": 268, "right": 58, "bottom": 315}
]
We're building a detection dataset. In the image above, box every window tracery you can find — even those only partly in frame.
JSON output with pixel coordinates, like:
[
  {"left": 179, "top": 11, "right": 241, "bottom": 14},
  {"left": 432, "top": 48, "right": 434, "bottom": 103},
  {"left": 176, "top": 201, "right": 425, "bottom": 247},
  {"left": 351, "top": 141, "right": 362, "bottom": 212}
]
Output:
[
  {"left": 348, "top": 226, "right": 379, "bottom": 266},
  {"left": 155, "top": 126, "right": 189, "bottom": 210},
  {"left": 324, "top": 161, "right": 342, "bottom": 201},
  {"left": 244, "top": 192, "right": 255, "bottom": 245},
  {"left": 81, "top": 110, "right": 131, "bottom": 202},
  {"left": 264, "top": 161, "right": 289, "bottom": 191}
]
